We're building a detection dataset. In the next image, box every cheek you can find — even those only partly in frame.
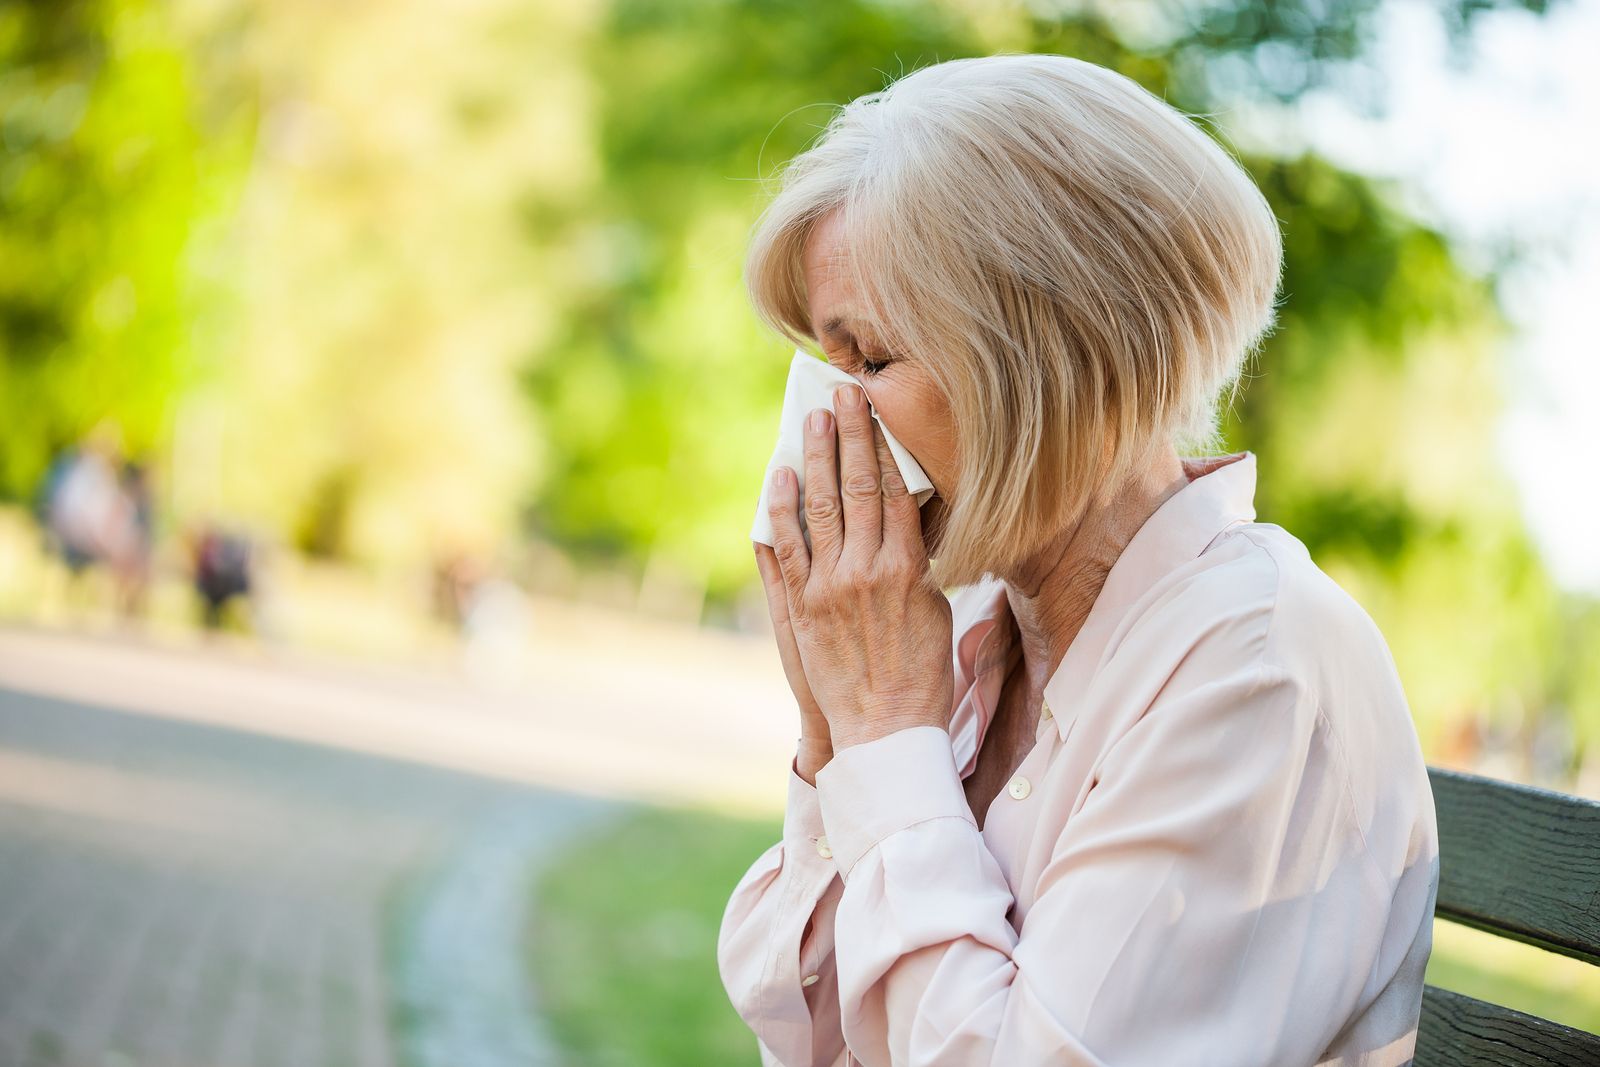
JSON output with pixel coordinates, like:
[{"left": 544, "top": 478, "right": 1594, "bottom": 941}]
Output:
[
  {"left": 863, "top": 387, "right": 905, "bottom": 437},
  {"left": 868, "top": 390, "right": 951, "bottom": 482}
]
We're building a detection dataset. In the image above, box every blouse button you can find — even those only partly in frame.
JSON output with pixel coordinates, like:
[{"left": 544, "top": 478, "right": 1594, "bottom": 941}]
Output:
[
  {"left": 1040, "top": 700, "right": 1053, "bottom": 722},
  {"left": 801, "top": 973, "right": 820, "bottom": 987},
  {"left": 815, "top": 836, "right": 833, "bottom": 859},
  {"left": 1008, "top": 775, "right": 1032, "bottom": 800}
]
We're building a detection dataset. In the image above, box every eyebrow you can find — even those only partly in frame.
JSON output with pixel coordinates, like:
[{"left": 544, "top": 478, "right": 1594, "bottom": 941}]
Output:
[
  {"left": 819, "top": 316, "right": 901, "bottom": 360},
  {"left": 820, "top": 315, "right": 865, "bottom": 339}
]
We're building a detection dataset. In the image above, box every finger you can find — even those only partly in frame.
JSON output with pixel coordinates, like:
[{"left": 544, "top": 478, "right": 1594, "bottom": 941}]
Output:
[
  {"left": 873, "top": 417, "right": 922, "bottom": 555},
  {"left": 754, "top": 540, "right": 793, "bottom": 623},
  {"left": 753, "top": 542, "right": 823, "bottom": 718},
  {"left": 765, "top": 465, "right": 811, "bottom": 604},
  {"left": 833, "top": 382, "right": 881, "bottom": 558},
  {"left": 801, "top": 405, "right": 844, "bottom": 573}
]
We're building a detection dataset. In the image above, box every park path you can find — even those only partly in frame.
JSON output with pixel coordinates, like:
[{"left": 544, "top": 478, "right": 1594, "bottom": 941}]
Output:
[
  {"left": 0, "top": 613, "right": 801, "bottom": 1067},
  {"left": 0, "top": 684, "right": 621, "bottom": 1067}
]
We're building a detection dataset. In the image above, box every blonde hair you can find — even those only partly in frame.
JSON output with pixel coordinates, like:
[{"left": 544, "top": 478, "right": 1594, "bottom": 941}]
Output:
[{"left": 744, "top": 53, "right": 1284, "bottom": 590}]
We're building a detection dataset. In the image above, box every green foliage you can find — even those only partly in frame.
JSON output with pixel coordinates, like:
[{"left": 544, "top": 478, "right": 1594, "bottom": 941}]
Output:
[
  {"left": 0, "top": 0, "right": 242, "bottom": 492},
  {"left": 528, "top": 802, "right": 783, "bottom": 1067},
  {"left": 521, "top": 0, "right": 987, "bottom": 598}
]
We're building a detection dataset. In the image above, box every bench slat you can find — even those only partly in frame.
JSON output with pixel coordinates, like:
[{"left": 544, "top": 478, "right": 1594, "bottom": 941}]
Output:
[
  {"left": 1416, "top": 984, "right": 1600, "bottom": 1065},
  {"left": 1428, "top": 766, "right": 1600, "bottom": 966}
]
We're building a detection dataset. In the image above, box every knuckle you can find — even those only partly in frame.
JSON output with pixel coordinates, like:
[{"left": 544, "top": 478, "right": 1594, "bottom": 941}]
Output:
[
  {"left": 804, "top": 490, "right": 839, "bottom": 523},
  {"left": 843, "top": 469, "right": 881, "bottom": 498},
  {"left": 773, "top": 538, "right": 804, "bottom": 568},
  {"left": 881, "top": 469, "right": 907, "bottom": 495}
]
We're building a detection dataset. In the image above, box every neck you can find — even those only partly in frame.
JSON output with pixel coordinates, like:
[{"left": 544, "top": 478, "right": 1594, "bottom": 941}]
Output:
[{"left": 997, "top": 443, "right": 1190, "bottom": 699}]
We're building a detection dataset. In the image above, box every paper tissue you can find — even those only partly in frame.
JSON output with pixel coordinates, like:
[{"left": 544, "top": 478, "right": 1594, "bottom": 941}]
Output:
[{"left": 750, "top": 348, "right": 936, "bottom": 549}]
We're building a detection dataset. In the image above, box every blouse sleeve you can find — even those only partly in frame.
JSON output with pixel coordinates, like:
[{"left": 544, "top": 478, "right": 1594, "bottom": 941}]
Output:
[
  {"left": 812, "top": 658, "right": 1397, "bottom": 1066},
  {"left": 718, "top": 745, "right": 849, "bottom": 1067}
]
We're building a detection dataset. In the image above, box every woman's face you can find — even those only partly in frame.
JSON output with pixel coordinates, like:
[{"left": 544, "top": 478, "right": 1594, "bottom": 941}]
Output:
[{"left": 800, "top": 210, "right": 957, "bottom": 545}]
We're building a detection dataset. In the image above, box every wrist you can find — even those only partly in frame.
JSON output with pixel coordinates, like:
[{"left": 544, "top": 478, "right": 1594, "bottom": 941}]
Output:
[
  {"left": 832, "top": 716, "right": 944, "bottom": 751},
  {"left": 796, "top": 736, "right": 833, "bottom": 785}
]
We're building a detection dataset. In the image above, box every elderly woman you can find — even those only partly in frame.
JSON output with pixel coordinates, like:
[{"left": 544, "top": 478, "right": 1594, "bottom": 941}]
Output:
[{"left": 718, "top": 53, "right": 1440, "bottom": 1067}]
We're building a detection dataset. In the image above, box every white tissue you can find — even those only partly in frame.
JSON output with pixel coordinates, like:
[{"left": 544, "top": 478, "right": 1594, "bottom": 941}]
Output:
[{"left": 751, "top": 348, "right": 936, "bottom": 549}]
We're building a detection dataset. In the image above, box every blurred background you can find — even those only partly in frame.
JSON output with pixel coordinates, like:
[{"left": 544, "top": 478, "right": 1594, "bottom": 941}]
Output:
[{"left": 1, "top": 0, "right": 1597, "bottom": 1063}]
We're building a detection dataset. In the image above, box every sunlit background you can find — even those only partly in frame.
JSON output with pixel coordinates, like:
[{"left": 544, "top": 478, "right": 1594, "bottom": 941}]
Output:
[{"left": 1, "top": 0, "right": 1596, "bottom": 1063}]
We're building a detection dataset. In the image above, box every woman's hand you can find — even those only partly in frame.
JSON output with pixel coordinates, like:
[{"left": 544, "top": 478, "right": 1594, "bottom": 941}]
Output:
[{"left": 763, "top": 382, "right": 953, "bottom": 752}]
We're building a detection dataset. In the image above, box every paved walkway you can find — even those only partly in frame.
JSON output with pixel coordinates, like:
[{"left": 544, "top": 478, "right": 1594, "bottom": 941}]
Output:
[
  {"left": 0, "top": 612, "right": 802, "bottom": 818},
  {"left": 0, "top": 685, "right": 622, "bottom": 1067}
]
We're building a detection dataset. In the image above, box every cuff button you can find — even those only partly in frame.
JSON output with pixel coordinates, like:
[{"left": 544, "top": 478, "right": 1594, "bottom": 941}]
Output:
[
  {"left": 815, "top": 836, "right": 833, "bottom": 859},
  {"left": 801, "top": 973, "right": 821, "bottom": 987}
]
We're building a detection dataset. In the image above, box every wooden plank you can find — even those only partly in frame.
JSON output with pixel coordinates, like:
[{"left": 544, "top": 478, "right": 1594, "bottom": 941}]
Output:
[
  {"left": 1428, "top": 766, "right": 1600, "bottom": 966},
  {"left": 1416, "top": 984, "right": 1600, "bottom": 1065}
]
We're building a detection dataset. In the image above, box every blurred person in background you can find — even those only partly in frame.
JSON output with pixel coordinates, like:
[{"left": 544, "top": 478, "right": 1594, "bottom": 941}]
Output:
[
  {"left": 38, "top": 425, "right": 141, "bottom": 611},
  {"left": 111, "top": 458, "right": 157, "bottom": 619},
  {"left": 185, "top": 522, "right": 255, "bottom": 632},
  {"left": 32, "top": 438, "right": 77, "bottom": 541},
  {"left": 431, "top": 547, "right": 488, "bottom": 631},
  {"left": 460, "top": 566, "right": 535, "bottom": 689}
]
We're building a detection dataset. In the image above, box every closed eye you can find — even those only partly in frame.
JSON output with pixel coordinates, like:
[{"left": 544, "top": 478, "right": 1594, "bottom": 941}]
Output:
[
  {"left": 824, "top": 335, "right": 894, "bottom": 376},
  {"left": 855, "top": 342, "right": 896, "bottom": 376}
]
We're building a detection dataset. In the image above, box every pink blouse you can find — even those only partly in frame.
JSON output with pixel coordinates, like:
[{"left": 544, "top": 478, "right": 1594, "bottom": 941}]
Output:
[{"left": 718, "top": 450, "right": 1441, "bottom": 1066}]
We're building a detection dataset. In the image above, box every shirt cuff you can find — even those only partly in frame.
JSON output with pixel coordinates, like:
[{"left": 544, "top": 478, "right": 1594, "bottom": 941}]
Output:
[
  {"left": 814, "top": 724, "right": 975, "bottom": 880},
  {"left": 783, "top": 749, "right": 828, "bottom": 845}
]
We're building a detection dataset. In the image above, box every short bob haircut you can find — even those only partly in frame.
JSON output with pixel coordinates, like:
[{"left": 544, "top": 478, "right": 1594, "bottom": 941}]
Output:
[{"left": 744, "top": 53, "right": 1285, "bottom": 592}]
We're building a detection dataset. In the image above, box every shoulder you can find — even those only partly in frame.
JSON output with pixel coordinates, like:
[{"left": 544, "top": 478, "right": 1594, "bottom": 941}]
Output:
[
  {"left": 1232, "top": 523, "right": 1403, "bottom": 693},
  {"left": 1220, "top": 523, "right": 1437, "bottom": 871},
  {"left": 1111, "top": 519, "right": 1435, "bottom": 872},
  {"left": 1117, "top": 520, "right": 1403, "bottom": 705},
  {"left": 1102, "top": 519, "right": 1424, "bottom": 803}
]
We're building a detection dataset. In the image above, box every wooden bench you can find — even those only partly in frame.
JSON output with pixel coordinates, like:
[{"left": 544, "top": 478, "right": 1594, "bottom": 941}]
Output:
[{"left": 1416, "top": 766, "right": 1600, "bottom": 1065}]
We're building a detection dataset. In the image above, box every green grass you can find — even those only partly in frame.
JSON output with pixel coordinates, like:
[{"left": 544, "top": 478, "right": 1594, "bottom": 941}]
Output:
[
  {"left": 526, "top": 802, "right": 783, "bottom": 1067},
  {"left": 528, "top": 805, "right": 1600, "bottom": 1066},
  {"left": 1425, "top": 918, "right": 1600, "bottom": 1032}
]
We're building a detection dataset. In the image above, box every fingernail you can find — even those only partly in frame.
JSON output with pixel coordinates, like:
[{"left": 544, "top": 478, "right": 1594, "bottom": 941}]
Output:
[
  {"left": 771, "top": 467, "right": 789, "bottom": 489},
  {"left": 809, "top": 408, "right": 829, "bottom": 433},
  {"left": 834, "top": 384, "right": 859, "bottom": 408}
]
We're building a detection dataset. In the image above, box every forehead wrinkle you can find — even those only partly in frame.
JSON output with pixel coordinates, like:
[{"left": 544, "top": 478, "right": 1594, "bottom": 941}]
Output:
[{"left": 805, "top": 236, "right": 879, "bottom": 346}]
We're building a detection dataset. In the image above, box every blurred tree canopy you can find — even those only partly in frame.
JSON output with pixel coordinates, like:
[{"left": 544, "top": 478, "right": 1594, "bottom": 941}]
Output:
[
  {"left": 1, "top": 0, "right": 1593, "bottom": 763},
  {"left": 0, "top": 0, "right": 246, "bottom": 493}
]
